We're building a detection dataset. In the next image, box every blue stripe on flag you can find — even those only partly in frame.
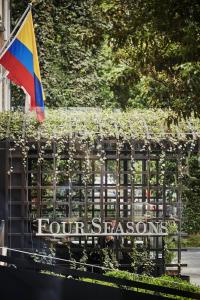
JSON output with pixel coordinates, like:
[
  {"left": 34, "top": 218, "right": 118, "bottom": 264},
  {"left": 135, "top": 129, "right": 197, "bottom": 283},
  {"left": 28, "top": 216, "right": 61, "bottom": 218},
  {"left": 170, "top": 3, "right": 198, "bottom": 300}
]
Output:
[
  {"left": 8, "top": 38, "right": 34, "bottom": 76},
  {"left": 34, "top": 74, "right": 44, "bottom": 111}
]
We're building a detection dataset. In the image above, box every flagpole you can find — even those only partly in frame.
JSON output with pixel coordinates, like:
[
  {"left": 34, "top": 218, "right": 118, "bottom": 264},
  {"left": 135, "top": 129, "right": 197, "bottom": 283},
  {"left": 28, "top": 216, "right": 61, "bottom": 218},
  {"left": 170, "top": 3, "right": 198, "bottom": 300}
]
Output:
[{"left": 0, "top": 3, "right": 32, "bottom": 58}]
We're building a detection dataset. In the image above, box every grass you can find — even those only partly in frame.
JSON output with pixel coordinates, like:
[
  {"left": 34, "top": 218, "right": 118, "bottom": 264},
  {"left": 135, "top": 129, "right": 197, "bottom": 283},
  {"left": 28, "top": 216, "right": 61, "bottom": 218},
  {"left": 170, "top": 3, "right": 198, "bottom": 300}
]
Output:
[{"left": 182, "top": 234, "right": 200, "bottom": 247}]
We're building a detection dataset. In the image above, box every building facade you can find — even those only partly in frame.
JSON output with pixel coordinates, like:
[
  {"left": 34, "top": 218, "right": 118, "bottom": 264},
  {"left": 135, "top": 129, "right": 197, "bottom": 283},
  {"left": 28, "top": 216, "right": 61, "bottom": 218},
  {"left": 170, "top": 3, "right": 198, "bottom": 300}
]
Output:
[{"left": 0, "top": 0, "right": 10, "bottom": 111}]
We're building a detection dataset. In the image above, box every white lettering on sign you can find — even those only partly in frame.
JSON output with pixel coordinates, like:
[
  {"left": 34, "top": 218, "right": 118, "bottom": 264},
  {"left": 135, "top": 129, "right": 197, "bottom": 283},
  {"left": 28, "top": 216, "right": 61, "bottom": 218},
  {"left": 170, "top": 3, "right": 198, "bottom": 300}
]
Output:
[{"left": 36, "top": 217, "right": 169, "bottom": 237}]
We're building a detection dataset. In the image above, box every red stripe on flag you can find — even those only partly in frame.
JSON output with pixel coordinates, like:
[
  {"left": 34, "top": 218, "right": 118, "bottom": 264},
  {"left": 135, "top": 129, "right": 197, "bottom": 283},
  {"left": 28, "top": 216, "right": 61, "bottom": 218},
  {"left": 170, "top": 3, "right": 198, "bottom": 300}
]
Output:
[
  {"left": 36, "top": 106, "right": 45, "bottom": 122},
  {"left": 0, "top": 51, "right": 36, "bottom": 108}
]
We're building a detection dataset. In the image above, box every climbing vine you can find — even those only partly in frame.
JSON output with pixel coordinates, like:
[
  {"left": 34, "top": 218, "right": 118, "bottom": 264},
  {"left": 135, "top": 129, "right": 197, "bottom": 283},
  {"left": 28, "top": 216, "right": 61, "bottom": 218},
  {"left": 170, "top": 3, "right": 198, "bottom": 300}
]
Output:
[{"left": 1, "top": 108, "right": 199, "bottom": 177}]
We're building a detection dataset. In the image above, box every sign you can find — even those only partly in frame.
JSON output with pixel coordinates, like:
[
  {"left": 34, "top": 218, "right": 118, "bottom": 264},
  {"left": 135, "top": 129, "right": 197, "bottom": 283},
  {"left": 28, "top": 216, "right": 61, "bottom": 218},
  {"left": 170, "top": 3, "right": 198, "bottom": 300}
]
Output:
[{"left": 36, "top": 217, "right": 168, "bottom": 237}]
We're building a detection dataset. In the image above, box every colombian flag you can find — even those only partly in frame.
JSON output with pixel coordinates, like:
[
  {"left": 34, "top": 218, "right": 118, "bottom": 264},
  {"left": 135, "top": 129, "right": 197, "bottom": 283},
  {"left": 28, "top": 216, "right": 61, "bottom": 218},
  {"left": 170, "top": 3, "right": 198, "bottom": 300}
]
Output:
[{"left": 0, "top": 11, "right": 45, "bottom": 122}]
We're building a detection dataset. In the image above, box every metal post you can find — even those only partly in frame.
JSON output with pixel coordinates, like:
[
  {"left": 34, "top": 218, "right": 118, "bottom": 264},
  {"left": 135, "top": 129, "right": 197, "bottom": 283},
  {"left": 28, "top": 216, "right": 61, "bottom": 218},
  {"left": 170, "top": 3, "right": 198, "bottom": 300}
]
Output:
[
  {"left": 177, "top": 153, "right": 182, "bottom": 275},
  {"left": 0, "top": 3, "right": 32, "bottom": 58},
  {"left": 0, "top": 220, "right": 7, "bottom": 265},
  {"left": 0, "top": 220, "right": 5, "bottom": 249},
  {"left": 0, "top": 0, "right": 11, "bottom": 111}
]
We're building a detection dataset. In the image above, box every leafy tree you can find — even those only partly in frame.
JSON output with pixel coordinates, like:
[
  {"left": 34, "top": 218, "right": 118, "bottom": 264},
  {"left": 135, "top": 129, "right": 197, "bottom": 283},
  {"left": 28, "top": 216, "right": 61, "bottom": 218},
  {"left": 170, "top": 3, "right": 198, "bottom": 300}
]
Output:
[
  {"left": 11, "top": 0, "right": 200, "bottom": 117},
  {"left": 99, "top": 0, "right": 200, "bottom": 116}
]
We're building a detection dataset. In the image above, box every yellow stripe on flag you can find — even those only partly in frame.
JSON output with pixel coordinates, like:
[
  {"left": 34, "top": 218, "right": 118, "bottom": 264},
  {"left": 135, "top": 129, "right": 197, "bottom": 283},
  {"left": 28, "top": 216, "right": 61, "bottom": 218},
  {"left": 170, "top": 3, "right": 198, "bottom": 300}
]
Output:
[{"left": 17, "top": 12, "right": 41, "bottom": 81}]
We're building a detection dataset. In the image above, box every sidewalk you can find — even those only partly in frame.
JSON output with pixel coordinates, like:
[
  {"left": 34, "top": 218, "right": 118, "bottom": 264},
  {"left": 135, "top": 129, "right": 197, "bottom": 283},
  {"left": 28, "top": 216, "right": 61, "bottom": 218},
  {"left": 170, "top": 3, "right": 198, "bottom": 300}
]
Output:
[{"left": 181, "top": 248, "right": 200, "bottom": 286}]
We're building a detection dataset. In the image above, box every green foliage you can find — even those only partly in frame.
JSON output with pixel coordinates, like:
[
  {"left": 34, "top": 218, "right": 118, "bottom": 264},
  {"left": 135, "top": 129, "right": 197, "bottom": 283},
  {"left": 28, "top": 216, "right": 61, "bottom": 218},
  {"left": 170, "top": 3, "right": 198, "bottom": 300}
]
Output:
[
  {"left": 183, "top": 234, "right": 200, "bottom": 247},
  {"left": 67, "top": 245, "right": 77, "bottom": 269},
  {"left": 11, "top": 0, "right": 113, "bottom": 108},
  {"left": 40, "top": 270, "right": 66, "bottom": 278},
  {"left": 182, "top": 155, "right": 200, "bottom": 234},
  {"left": 0, "top": 108, "right": 199, "bottom": 144},
  {"left": 32, "top": 245, "right": 55, "bottom": 265},
  {"left": 106, "top": 270, "right": 200, "bottom": 299},
  {"left": 164, "top": 221, "right": 178, "bottom": 264},
  {"left": 11, "top": 1, "right": 200, "bottom": 117},
  {"left": 78, "top": 248, "right": 88, "bottom": 271},
  {"left": 100, "top": 248, "right": 118, "bottom": 270},
  {"left": 100, "top": 0, "right": 200, "bottom": 117},
  {"left": 130, "top": 245, "right": 154, "bottom": 275},
  {"left": 39, "top": 268, "right": 200, "bottom": 299}
]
